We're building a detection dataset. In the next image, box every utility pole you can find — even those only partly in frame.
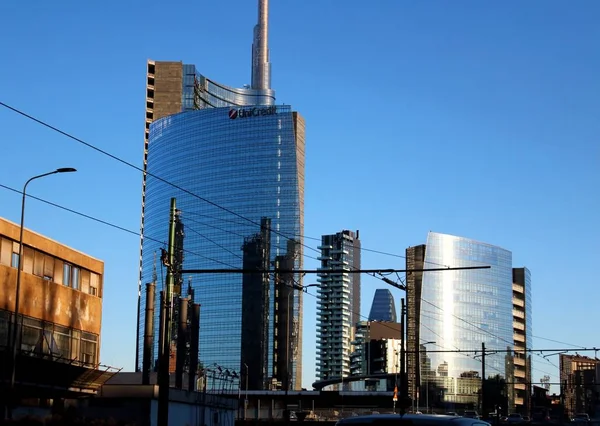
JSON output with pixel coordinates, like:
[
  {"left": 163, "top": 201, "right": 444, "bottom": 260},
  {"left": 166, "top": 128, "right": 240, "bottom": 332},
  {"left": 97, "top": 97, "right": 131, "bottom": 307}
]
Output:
[
  {"left": 400, "top": 298, "right": 407, "bottom": 414},
  {"left": 157, "top": 198, "right": 177, "bottom": 426},
  {"left": 482, "top": 342, "right": 486, "bottom": 416}
]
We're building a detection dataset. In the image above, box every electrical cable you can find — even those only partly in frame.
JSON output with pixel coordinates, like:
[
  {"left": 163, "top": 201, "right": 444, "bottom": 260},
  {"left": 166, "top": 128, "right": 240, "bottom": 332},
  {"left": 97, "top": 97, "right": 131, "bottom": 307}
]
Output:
[
  {"left": 0, "top": 182, "right": 238, "bottom": 269},
  {"left": 0, "top": 179, "right": 580, "bottom": 384},
  {"left": 0, "top": 100, "right": 323, "bottom": 260},
  {"left": 0, "top": 100, "right": 448, "bottom": 268}
]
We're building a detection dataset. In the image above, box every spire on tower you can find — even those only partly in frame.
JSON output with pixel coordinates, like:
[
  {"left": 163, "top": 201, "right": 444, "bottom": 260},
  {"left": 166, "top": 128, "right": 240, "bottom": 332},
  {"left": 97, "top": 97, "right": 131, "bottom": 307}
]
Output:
[{"left": 251, "top": 0, "right": 271, "bottom": 90}]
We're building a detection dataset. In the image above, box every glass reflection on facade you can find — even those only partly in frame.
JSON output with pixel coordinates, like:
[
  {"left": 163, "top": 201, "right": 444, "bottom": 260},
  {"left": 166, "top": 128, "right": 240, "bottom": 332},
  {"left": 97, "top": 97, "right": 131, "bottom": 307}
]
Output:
[
  {"left": 138, "top": 105, "right": 304, "bottom": 388},
  {"left": 368, "top": 289, "right": 397, "bottom": 322},
  {"left": 420, "top": 232, "right": 514, "bottom": 408}
]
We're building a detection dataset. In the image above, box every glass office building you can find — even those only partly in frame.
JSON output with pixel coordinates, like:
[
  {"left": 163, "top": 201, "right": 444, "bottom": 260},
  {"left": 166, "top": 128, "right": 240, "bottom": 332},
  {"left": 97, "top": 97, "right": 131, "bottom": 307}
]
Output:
[
  {"left": 139, "top": 105, "right": 304, "bottom": 387},
  {"left": 368, "top": 289, "right": 397, "bottom": 322},
  {"left": 419, "top": 232, "right": 515, "bottom": 408},
  {"left": 136, "top": 0, "right": 305, "bottom": 390}
]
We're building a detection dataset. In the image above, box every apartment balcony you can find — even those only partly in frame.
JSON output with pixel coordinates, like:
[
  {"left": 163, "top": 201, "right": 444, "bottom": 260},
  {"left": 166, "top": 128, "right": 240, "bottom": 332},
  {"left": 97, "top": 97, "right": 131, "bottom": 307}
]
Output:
[
  {"left": 513, "top": 322, "right": 525, "bottom": 331},
  {"left": 515, "top": 369, "right": 526, "bottom": 378},
  {"left": 512, "top": 283, "right": 524, "bottom": 293},
  {"left": 514, "top": 332, "right": 526, "bottom": 343},
  {"left": 331, "top": 249, "right": 349, "bottom": 255},
  {"left": 514, "top": 357, "right": 526, "bottom": 366},
  {"left": 513, "top": 298, "right": 524, "bottom": 308},
  {"left": 513, "top": 309, "right": 525, "bottom": 319}
]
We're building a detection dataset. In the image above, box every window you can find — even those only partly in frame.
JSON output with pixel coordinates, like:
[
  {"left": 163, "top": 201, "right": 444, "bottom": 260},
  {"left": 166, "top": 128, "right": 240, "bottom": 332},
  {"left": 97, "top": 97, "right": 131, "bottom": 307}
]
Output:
[
  {"left": 11, "top": 241, "right": 19, "bottom": 268},
  {"left": 81, "top": 332, "right": 97, "bottom": 365},
  {"left": 20, "top": 317, "right": 43, "bottom": 354},
  {"left": 80, "top": 270, "right": 90, "bottom": 294},
  {"left": 53, "top": 325, "right": 71, "bottom": 357},
  {"left": 0, "top": 238, "right": 11, "bottom": 266},
  {"left": 62, "top": 263, "right": 81, "bottom": 289},
  {"left": 71, "top": 330, "right": 80, "bottom": 361},
  {"left": 63, "top": 263, "right": 72, "bottom": 287},
  {"left": 90, "top": 272, "right": 99, "bottom": 296},
  {"left": 72, "top": 266, "right": 80, "bottom": 290},
  {"left": 34, "top": 250, "right": 45, "bottom": 277},
  {"left": 23, "top": 247, "right": 34, "bottom": 274},
  {"left": 43, "top": 255, "right": 54, "bottom": 280}
]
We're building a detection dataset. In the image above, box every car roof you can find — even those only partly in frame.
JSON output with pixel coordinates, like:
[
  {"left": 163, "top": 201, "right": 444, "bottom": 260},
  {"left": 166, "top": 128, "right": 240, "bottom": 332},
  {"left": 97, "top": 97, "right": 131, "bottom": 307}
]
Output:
[{"left": 336, "top": 414, "right": 491, "bottom": 426}]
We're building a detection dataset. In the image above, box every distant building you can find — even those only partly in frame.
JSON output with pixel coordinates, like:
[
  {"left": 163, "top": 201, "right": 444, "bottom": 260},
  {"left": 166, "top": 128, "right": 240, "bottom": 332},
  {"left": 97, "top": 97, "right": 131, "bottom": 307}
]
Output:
[
  {"left": 369, "top": 289, "right": 397, "bottom": 322},
  {"left": 316, "top": 230, "right": 361, "bottom": 385},
  {"left": 512, "top": 267, "right": 533, "bottom": 414},
  {"left": 406, "top": 232, "right": 532, "bottom": 414},
  {"left": 350, "top": 321, "right": 402, "bottom": 391},
  {"left": 0, "top": 216, "right": 115, "bottom": 416},
  {"left": 559, "top": 354, "right": 600, "bottom": 418}
]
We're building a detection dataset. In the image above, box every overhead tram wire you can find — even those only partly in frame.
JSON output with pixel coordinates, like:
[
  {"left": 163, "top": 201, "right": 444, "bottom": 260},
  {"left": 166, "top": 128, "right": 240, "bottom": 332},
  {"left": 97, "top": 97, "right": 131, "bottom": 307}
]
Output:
[
  {"left": 1, "top": 101, "right": 452, "bottom": 268},
  {"left": 0, "top": 183, "right": 239, "bottom": 269},
  {"left": 0, "top": 181, "right": 585, "bottom": 377},
  {"left": 182, "top": 214, "right": 323, "bottom": 263},
  {"left": 185, "top": 209, "right": 449, "bottom": 268},
  {"left": 374, "top": 273, "right": 584, "bottom": 374},
  {"left": 418, "top": 286, "right": 566, "bottom": 370},
  {"left": 0, "top": 101, "right": 324, "bottom": 259},
  {"left": 0, "top": 182, "right": 582, "bottom": 365},
  {"left": 418, "top": 311, "right": 557, "bottom": 377},
  {"left": 184, "top": 225, "right": 244, "bottom": 261}
]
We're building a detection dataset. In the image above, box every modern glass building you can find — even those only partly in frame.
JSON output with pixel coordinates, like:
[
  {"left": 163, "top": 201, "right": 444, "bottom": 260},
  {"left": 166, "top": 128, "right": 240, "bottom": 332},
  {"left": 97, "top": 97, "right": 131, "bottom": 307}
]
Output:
[
  {"left": 417, "top": 232, "right": 518, "bottom": 411},
  {"left": 369, "top": 289, "right": 397, "bottom": 322},
  {"left": 136, "top": 0, "right": 305, "bottom": 390}
]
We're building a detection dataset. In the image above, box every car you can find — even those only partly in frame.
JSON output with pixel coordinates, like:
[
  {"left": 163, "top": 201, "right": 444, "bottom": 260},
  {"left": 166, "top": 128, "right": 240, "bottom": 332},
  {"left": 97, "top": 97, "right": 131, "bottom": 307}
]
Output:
[
  {"left": 531, "top": 411, "right": 551, "bottom": 424},
  {"left": 336, "top": 413, "right": 491, "bottom": 426},
  {"left": 464, "top": 411, "right": 481, "bottom": 420},
  {"left": 507, "top": 413, "right": 525, "bottom": 424},
  {"left": 572, "top": 414, "right": 590, "bottom": 423},
  {"left": 446, "top": 412, "right": 460, "bottom": 417}
]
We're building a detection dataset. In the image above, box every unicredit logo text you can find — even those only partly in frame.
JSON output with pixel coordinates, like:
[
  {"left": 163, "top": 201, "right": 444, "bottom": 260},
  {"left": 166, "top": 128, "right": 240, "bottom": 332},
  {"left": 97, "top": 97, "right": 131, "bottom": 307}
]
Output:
[{"left": 229, "top": 106, "right": 277, "bottom": 120}]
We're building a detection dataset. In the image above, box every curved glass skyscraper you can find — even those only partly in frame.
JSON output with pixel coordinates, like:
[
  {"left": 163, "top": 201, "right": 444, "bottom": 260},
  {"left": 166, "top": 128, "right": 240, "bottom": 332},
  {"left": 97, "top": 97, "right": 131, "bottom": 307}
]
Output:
[
  {"left": 136, "top": 0, "right": 305, "bottom": 390},
  {"left": 368, "top": 289, "right": 397, "bottom": 322},
  {"left": 418, "top": 232, "right": 515, "bottom": 408}
]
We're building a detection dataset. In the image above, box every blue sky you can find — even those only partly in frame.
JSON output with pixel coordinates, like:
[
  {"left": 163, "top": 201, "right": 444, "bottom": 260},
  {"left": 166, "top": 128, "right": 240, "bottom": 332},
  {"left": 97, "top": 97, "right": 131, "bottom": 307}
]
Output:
[{"left": 0, "top": 0, "right": 598, "bottom": 391}]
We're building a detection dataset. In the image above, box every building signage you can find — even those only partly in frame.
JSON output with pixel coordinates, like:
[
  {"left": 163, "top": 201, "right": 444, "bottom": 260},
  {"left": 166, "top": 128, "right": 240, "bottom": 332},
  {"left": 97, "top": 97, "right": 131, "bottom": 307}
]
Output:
[{"left": 229, "top": 106, "right": 277, "bottom": 120}]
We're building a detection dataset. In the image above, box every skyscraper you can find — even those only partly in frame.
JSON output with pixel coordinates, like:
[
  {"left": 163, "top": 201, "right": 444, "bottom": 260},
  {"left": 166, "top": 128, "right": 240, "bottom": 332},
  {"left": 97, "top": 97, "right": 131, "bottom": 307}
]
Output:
[
  {"left": 368, "top": 289, "right": 397, "bottom": 322},
  {"left": 406, "top": 232, "right": 532, "bottom": 414},
  {"left": 136, "top": 0, "right": 305, "bottom": 390},
  {"left": 316, "top": 230, "right": 361, "bottom": 384}
]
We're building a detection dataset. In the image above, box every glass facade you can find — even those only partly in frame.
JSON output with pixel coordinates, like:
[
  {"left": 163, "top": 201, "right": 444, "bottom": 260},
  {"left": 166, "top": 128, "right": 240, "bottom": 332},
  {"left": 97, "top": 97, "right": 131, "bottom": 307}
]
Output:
[
  {"left": 138, "top": 105, "right": 303, "bottom": 387},
  {"left": 182, "top": 64, "right": 275, "bottom": 111},
  {"left": 368, "top": 289, "right": 397, "bottom": 322},
  {"left": 419, "top": 232, "right": 514, "bottom": 408}
]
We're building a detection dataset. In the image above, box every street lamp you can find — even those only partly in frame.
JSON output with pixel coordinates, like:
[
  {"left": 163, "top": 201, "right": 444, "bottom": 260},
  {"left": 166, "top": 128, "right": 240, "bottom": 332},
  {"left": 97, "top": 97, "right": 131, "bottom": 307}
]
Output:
[
  {"left": 7, "top": 167, "right": 76, "bottom": 419},
  {"left": 244, "top": 363, "right": 249, "bottom": 420},
  {"left": 419, "top": 341, "right": 436, "bottom": 414}
]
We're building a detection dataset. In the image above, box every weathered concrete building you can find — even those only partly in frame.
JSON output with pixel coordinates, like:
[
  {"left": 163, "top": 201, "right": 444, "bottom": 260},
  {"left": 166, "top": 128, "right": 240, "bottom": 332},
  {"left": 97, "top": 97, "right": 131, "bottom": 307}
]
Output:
[{"left": 0, "top": 216, "right": 115, "bottom": 417}]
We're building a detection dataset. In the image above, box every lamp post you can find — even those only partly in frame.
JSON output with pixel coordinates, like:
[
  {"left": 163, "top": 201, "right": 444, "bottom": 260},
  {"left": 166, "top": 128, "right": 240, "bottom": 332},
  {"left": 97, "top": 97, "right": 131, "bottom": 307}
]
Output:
[
  {"left": 7, "top": 167, "right": 76, "bottom": 419},
  {"left": 420, "top": 341, "right": 436, "bottom": 414},
  {"left": 244, "top": 363, "right": 249, "bottom": 420}
]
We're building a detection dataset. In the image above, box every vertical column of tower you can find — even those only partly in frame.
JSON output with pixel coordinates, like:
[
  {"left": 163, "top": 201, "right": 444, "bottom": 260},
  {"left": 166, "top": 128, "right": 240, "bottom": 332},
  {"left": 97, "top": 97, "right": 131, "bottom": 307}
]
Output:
[{"left": 251, "top": 0, "right": 271, "bottom": 90}]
